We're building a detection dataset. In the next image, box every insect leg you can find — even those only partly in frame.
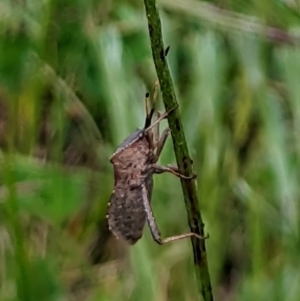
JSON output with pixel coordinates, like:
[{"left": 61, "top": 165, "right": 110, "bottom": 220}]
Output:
[
  {"left": 152, "top": 164, "right": 196, "bottom": 179},
  {"left": 141, "top": 184, "right": 207, "bottom": 245},
  {"left": 144, "top": 104, "right": 178, "bottom": 134},
  {"left": 157, "top": 232, "right": 208, "bottom": 244},
  {"left": 141, "top": 184, "right": 162, "bottom": 244},
  {"left": 153, "top": 127, "right": 170, "bottom": 162},
  {"left": 153, "top": 111, "right": 161, "bottom": 146},
  {"left": 150, "top": 79, "right": 161, "bottom": 143},
  {"left": 152, "top": 79, "right": 159, "bottom": 109}
]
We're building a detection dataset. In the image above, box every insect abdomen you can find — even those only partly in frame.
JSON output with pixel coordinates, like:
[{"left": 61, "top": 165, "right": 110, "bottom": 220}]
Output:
[{"left": 107, "top": 187, "right": 146, "bottom": 245}]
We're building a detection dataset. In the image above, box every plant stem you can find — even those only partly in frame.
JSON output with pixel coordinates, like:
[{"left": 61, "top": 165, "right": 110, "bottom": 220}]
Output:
[{"left": 143, "top": 1, "right": 214, "bottom": 300}]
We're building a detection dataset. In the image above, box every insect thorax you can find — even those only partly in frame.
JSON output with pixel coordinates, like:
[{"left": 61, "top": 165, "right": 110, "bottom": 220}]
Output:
[{"left": 111, "top": 133, "right": 151, "bottom": 167}]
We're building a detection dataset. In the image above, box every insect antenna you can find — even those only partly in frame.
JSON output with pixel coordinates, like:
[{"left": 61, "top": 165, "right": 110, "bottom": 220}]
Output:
[{"left": 144, "top": 92, "right": 155, "bottom": 129}]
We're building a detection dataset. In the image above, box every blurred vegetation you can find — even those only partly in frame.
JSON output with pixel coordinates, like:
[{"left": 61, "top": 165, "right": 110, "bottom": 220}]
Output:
[{"left": 1, "top": 0, "right": 300, "bottom": 300}]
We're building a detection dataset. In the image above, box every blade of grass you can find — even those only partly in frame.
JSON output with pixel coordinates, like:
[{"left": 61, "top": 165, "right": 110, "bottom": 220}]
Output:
[
  {"left": 160, "top": 0, "right": 299, "bottom": 45},
  {"left": 142, "top": 1, "right": 214, "bottom": 300},
  {"left": 3, "top": 152, "right": 31, "bottom": 301}
]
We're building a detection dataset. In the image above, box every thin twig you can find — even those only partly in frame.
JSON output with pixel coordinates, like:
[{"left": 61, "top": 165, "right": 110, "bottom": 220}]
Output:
[{"left": 143, "top": 1, "right": 214, "bottom": 301}]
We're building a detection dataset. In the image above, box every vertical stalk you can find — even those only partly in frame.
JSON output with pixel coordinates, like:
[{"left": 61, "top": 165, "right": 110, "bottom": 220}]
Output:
[{"left": 143, "top": 1, "right": 214, "bottom": 300}]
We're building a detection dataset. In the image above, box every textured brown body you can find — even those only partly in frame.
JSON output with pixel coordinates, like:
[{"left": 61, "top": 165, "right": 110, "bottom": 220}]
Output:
[
  {"left": 106, "top": 106, "right": 201, "bottom": 245},
  {"left": 107, "top": 129, "right": 154, "bottom": 244}
]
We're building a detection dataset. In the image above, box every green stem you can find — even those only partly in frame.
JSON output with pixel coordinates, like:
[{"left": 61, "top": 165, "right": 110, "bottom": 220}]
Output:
[{"left": 143, "top": 1, "right": 214, "bottom": 300}]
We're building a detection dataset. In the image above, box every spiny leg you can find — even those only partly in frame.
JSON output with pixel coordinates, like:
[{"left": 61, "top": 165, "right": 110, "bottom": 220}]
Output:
[
  {"left": 141, "top": 184, "right": 206, "bottom": 245},
  {"left": 152, "top": 164, "right": 196, "bottom": 179}
]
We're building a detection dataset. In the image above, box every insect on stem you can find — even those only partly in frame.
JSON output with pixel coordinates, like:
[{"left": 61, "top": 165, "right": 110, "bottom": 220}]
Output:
[{"left": 106, "top": 84, "right": 206, "bottom": 246}]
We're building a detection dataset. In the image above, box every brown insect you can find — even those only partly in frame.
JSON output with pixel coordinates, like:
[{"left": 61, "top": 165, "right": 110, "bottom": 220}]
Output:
[{"left": 106, "top": 93, "right": 205, "bottom": 245}]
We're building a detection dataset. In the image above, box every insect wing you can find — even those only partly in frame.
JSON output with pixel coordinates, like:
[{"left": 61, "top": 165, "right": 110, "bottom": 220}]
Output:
[{"left": 107, "top": 187, "right": 147, "bottom": 245}]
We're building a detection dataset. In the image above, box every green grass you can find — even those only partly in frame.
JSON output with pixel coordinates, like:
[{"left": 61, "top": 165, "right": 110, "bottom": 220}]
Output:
[{"left": 1, "top": 0, "right": 300, "bottom": 300}]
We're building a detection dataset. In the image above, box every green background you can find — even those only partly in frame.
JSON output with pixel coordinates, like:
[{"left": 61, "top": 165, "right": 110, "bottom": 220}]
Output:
[{"left": 1, "top": 0, "right": 300, "bottom": 300}]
